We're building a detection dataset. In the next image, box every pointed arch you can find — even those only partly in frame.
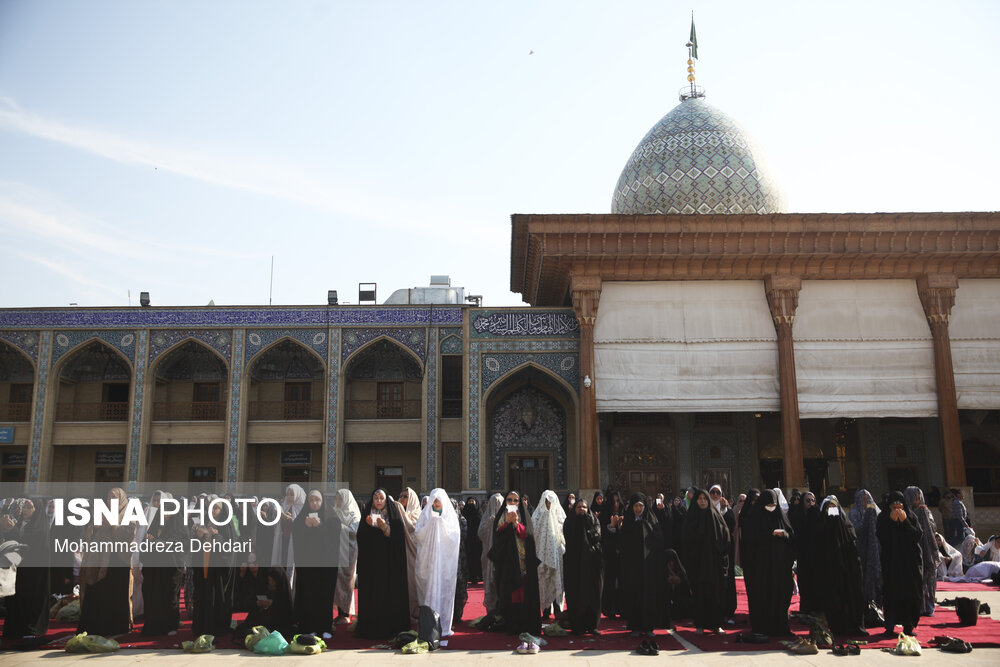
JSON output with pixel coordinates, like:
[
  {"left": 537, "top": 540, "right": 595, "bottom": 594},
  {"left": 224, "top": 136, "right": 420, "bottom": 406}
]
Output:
[
  {"left": 342, "top": 336, "right": 424, "bottom": 379},
  {"left": 248, "top": 335, "right": 326, "bottom": 370},
  {"left": 150, "top": 337, "right": 230, "bottom": 379},
  {"left": 0, "top": 340, "right": 36, "bottom": 380},
  {"left": 55, "top": 338, "right": 133, "bottom": 379},
  {"left": 482, "top": 361, "right": 576, "bottom": 407}
]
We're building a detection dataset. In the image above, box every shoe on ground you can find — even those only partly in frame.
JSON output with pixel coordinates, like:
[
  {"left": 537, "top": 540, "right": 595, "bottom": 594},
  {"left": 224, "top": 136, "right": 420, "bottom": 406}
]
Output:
[
  {"left": 940, "top": 639, "right": 972, "bottom": 654},
  {"left": 648, "top": 639, "right": 659, "bottom": 655},
  {"left": 636, "top": 640, "right": 650, "bottom": 655},
  {"left": 516, "top": 642, "right": 530, "bottom": 654},
  {"left": 790, "top": 638, "right": 818, "bottom": 655},
  {"left": 527, "top": 642, "right": 540, "bottom": 654}
]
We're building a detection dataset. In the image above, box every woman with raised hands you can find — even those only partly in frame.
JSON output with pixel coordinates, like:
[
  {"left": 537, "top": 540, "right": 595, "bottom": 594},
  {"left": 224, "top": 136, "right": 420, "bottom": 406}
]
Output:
[
  {"left": 332, "top": 488, "right": 361, "bottom": 625},
  {"left": 531, "top": 489, "right": 567, "bottom": 620},
  {"left": 477, "top": 492, "right": 504, "bottom": 618},
  {"left": 487, "top": 490, "right": 542, "bottom": 635},
  {"left": 354, "top": 488, "right": 411, "bottom": 639},
  {"left": 292, "top": 490, "right": 340, "bottom": 638}
]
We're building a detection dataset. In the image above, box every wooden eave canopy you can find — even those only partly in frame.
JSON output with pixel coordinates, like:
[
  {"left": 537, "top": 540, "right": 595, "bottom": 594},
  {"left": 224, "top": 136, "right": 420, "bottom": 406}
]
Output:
[{"left": 510, "top": 212, "right": 1000, "bottom": 307}]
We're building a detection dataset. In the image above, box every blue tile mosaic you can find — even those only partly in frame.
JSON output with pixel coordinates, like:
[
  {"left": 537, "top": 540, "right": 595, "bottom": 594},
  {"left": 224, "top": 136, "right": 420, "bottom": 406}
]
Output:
[
  {"left": 481, "top": 352, "right": 578, "bottom": 396},
  {"left": 611, "top": 98, "right": 786, "bottom": 215},
  {"left": 0, "top": 330, "right": 40, "bottom": 363},
  {"left": 246, "top": 328, "right": 328, "bottom": 365},
  {"left": 441, "top": 334, "right": 463, "bottom": 355},
  {"left": 426, "top": 328, "right": 438, "bottom": 490},
  {"left": 226, "top": 330, "right": 245, "bottom": 481},
  {"left": 326, "top": 328, "right": 340, "bottom": 482},
  {"left": 27, "top": 331, "right": 52, "bottom": 482},
  {"left": 52, "top": 330, "right": 137, "bottom": 365},
  {"left": 149, "top": 330, "right": 232, "bottom": 365},
  {"left": 342, "top": 328, "right": 427, "bottom": 365},
  {"left": 127, "top": 330, "right": 149, "bottom": 481},
  {"left": 471, "top": 311, "right": 579, "bottom": 338},
  {"left": 0, "top": 306, "right": 463, "bottom": 330}
]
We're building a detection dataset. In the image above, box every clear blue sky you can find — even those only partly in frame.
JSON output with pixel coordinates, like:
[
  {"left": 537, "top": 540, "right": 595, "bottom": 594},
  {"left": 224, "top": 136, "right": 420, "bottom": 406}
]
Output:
[{"left": 1, "top": 1, "right": 998, "bottom": 308}]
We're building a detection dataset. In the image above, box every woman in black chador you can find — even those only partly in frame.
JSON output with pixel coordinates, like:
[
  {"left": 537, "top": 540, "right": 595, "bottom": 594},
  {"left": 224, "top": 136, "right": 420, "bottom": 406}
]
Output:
[
  {"left": 292, "top": 490, "right": 340, "bottom": 637},
  {"left": 140, "top": 490, "right": 188, "bottom": 636},
  {"left": 462, "top": 497, "right": 482, "bottom": 584},
  {"left": 2, "top": 498, "right": 50, "bottom": 640},
  {"left": 814, "top": 495, "right": 866, "bottom": 635},
  {"left": 487, "top": 490, "right": 541, "bottom": 635},
  {"left": 597, "top": 490, "right": 624, "bottom": 618},
  {"left": 618, "top": 493, "right": 668, "bottom": 637},
  {"left": 747, "top": 489, "right": 795, "bottom": 637},
  {"left": 354, "top": 488, "right": 411, "bottom": 640},
  {"left": 681, "top": 488, "right": 731, "bottom": 633},
  {"left": 234, "top": 566, "right": 295, "bottom": 641},
  {"left": 191, "top": 495, "right": 236, "bottom": 637},
  {"left": 738, "top": 488, "right": 761, "bottom": 618},
  {"left": 876, "top": 490, "right": 923, "bottom": 636},
  {"left": 562, "top": 498, "right": 603, "bottom": 635},
  {"left": 790, "top": 491, "right": 821, "bottom": 613}
]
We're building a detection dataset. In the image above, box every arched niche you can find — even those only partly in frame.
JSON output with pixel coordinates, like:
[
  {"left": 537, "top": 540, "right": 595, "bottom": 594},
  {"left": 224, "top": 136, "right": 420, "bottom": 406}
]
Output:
[
  {"left": 151, "top": 340, "right": 229, "bottom": 420},
  {"left": 248, "top": 339, "right": 325, "bottom": 420},
  {"left": 56, "top": 340, "right": 132, "bottom": 422},
  {"left": 484, "top": 364, "right": 575, "bottom": 497},
  {"left": 344, "top": 339, "right": 422, "bottom": 419},
  {"left": 0, "top": 342, "right": 34, "bottom": 422}
]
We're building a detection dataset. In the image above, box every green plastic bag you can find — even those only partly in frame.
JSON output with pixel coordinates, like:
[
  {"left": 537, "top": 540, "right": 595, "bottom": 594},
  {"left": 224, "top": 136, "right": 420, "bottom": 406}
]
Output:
[
  {"left": 542, "top": 622, "right": 568, "bottom": 637},
  {"left": 254, "top": 630, "right": 289, "bottom": 655},
  {"left": 401, "top": 640, "right": 430, "bottom": 654},
  {"left": 392, "top": 629, "right": 419, "bottom": 648},
  {"left": 244, "top": 625, "right": 271, "bottom": 651},
  {"left": 289, "top": 634, "right": 327, "bottom": 654},
  {"left": 65, "top": 632, "right": 120, "bottom": 653},
  {"left": 182, "top": 634, "right": 215, "bottom": 653}
]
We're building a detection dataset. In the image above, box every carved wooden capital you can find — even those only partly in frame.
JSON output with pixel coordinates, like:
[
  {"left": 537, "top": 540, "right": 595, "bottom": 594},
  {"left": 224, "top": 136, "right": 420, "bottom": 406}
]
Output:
[
  {"left": 764, "top": 275, "right": 802, "bottom": 327},
  {"left": 571, "top": 275, "right": 602, "bottom": 324},
  {"left": 917, "top": 274, "right": 958, "bottom": 325}
]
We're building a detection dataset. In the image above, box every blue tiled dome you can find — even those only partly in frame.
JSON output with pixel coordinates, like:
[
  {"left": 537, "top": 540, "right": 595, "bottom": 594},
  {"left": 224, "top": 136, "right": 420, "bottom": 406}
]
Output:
[{"left": 611, "top": 98, "right": 786, "bottom": 215}]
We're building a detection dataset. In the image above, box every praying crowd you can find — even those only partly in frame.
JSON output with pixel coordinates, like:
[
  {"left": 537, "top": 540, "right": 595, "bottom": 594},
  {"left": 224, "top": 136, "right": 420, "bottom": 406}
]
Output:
[{"left": 1, "top": 483, "right": 999, "bottom": 652}]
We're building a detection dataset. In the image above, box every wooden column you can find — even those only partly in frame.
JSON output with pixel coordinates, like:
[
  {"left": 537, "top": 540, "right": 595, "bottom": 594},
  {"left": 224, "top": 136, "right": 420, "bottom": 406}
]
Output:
[
  {"left": 917, "top": 274, "right": 966, "bottom": 486},
  {"left": 571, "top": 275, "right": 602, "bottom": 491},
  {"left": 765, "top": 275, "right": 805, "bottom": 488}
]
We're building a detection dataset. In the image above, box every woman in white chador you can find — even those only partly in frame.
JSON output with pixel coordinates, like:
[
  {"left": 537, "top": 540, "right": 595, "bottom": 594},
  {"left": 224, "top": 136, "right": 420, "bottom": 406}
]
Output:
[
  {"left": 332, "top": 489, "right": 361, "bottom": 623},
  {"left": 531, "top": 489, "right": 567, "bottom": 616},
  {"left": 414, "top": 488, "right": 461, "bottom": 637}
]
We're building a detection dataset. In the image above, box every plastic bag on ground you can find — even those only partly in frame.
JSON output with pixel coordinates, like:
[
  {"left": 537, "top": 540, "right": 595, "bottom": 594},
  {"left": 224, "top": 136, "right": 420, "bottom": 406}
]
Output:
[
  {"left": 65, "top": 632, "right": 120, "bottom": 653},
  {"left": 56, "top": 599, "right": 81, "bottom": 623},
  {"left": 254, "top": 630, "right": 289, "bottom": 655},
  {"left": 182, "top": 634, "right": 215, "bottom": 653},
  {"left": 894, "top": 633, "right": 921, "bottom": 656},
  {"left": 401, "top": 640, "right": 430, "bottom": 654},
  {"left": 244, "top": 625, "right": 271, "bottom": 651},
  {"left": 542, "top": 622, "right": 568, "bottom": 636},
  {"left": 289, "top": 634, "right": 327, "bottom": 654}
]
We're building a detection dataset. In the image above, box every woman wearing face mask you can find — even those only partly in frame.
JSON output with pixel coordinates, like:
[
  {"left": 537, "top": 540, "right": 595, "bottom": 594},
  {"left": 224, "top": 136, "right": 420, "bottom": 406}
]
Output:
[
  {"left": 292, "top": 490, "right": 340, "bottom": 638},
  {"left": 354, "top": 489, "right": 410, "bottom": 639},
  {"left": 877, "top": 490, "right": 923, "bottom": 636},
  {"left": 747, "top": 489, "right": 795, "bottom": 637},
  {"left": 814, "top": 496, "right": 866, "bottom": 635},
  {"left": 487, "top": 490, "right": 541, "bottom": 635},
  {"left": 682, "top": 488, "right": 731, "bottom": 634},
  {"left": 414, "top": 488, "right": 461, "bottom": 637}
]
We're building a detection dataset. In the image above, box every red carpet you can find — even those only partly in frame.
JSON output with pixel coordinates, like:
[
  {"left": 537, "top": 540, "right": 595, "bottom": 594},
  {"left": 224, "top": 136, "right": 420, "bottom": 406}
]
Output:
[
  {"left": 5, "top": 578, "right": 996, "bottom": 652},
  {"left": 673, "top": 579, "right": 1000, "bottom": 651}
]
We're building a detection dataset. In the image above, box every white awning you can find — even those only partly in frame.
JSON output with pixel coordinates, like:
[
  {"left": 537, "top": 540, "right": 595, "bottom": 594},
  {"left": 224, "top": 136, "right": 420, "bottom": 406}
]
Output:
[
  {"left": 793, "top": 280, "right": 936, "bottom": 418},
  {"left": 951, "top": 279, "right": 1000, "bottom": 409},
  {"left": 594, "top": 281, "right": 779, "bottom": 412}
]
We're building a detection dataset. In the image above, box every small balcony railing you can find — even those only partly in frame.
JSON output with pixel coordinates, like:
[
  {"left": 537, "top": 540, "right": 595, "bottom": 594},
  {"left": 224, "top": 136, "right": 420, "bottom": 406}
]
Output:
[
  {"left": 248, "top": 400, "right": 324, "bottom": 420},
  {"left": 345, "top": 399, "right": 420, "bottom": 420},
  {"left": 152, "top": 401, "right": 224, "bottom": 421},
  {"left": 0, "top": 403, "right": 31, "bottom": 422},
  {"left": 56, "top": 402, "right": 129, "bottom": 422}
]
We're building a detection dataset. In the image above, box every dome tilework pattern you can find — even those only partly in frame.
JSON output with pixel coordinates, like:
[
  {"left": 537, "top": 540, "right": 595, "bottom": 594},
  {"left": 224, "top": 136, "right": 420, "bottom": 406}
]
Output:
[{"left": 611, "top": 98, "right": 786, "bottom": 215}]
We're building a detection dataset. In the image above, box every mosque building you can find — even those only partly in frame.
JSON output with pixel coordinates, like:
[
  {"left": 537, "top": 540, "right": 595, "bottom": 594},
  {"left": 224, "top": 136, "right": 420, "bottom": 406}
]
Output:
[{"left": 1, "top": 26, "right": 998, "bottom": 524}]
